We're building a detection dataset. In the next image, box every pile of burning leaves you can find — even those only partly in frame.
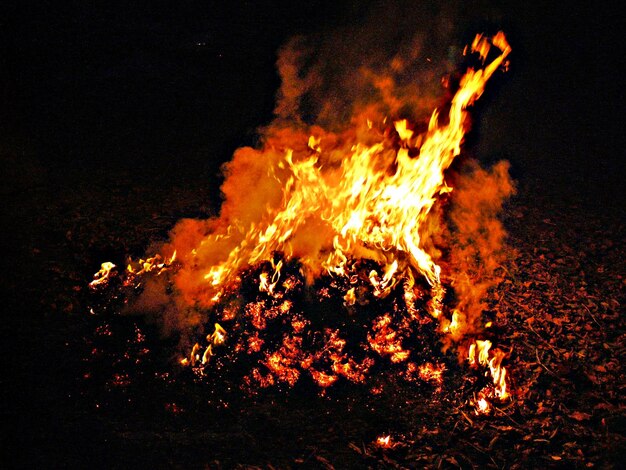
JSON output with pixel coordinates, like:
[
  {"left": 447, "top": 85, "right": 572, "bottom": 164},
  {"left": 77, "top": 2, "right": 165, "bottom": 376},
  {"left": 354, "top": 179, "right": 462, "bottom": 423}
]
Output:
[
  {"left": 89, "top": 32, "right": 512, "bottom": 418},
  {"left": 90, "top": 252, "right": 506, "bottom": 409}
]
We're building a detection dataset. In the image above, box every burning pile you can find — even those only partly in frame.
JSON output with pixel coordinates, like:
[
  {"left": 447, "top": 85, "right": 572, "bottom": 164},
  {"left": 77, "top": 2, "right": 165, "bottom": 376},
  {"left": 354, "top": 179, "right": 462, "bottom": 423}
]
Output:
[{"left": 91, "top": 32, "right": 514, "bottom": 414}]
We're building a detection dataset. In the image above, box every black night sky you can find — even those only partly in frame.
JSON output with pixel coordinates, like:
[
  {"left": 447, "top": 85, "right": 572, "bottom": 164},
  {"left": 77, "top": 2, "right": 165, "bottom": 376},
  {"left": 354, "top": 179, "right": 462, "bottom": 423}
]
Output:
[
  {"left": 3, "top": 1, "right": 624, "bottom": 189},
  {"left": 2, "top": 1, "right": 625, "bottom": 467}
]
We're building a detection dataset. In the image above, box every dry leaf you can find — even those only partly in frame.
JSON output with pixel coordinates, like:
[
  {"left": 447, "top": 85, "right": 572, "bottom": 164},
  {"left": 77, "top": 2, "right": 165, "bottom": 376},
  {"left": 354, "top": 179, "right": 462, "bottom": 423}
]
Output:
[{"left": 570, "top": 411, "right": 591, "bottom": 421}]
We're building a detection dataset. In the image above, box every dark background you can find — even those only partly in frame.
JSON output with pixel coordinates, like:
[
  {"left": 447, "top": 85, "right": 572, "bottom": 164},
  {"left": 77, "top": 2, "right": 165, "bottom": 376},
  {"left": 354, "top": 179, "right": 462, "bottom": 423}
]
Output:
[
  {"left": 1, "top": 1, "right": 624, "bottom": 467},
  {"left": 2, "top": 1, "right": 624, "bottom": 194}
]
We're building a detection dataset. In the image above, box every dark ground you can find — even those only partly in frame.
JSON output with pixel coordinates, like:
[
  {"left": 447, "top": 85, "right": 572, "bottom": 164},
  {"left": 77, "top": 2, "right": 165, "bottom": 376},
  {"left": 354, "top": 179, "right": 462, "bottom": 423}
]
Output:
[
  {"left": 2, "top": 1, "right": 625, "bottom": 468},
  {"left": 2, "top": 163, "right": 624, "bottom": 468}
]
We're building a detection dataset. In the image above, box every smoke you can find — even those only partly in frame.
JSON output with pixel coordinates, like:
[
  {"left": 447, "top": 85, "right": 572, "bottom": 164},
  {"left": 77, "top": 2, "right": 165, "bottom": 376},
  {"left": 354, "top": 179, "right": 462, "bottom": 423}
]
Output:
[
  {"left": 273, "top": 1, "right": 460, "bottom": 128},
  {"left": 129, "top": 0, "right": 514, "bottom": 351},
  {"left": 444, "top": 160, "right": 516, "bottom": 341}
]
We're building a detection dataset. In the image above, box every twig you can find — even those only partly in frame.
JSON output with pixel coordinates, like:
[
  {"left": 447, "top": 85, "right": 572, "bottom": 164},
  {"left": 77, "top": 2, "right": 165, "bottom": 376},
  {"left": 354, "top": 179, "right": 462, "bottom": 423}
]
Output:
[
  {"left": 582, "top": 304, "right": 602, "bottom": 328},
  {"left": 460, "top": 439, "right": 488, "bottom": 455},
  {"left": 459, "top": 409, "right": 474, "bottom": 427},
  {"left": 535, "top": 348, "right": 565, "bottom": 382},
  {"left": 526, "top": 324, "right": 561, "bottom": 357},
  {"left": 492, "top": 407, "right": 523, "bottom": 428}
]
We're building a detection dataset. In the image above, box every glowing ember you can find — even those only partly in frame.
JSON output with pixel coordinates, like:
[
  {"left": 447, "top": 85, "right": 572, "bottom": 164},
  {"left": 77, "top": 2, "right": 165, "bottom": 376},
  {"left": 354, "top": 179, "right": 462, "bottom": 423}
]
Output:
[
  {"left": 368, "top": 314, "right": 411, "bottom": 363},
  {"left": 418, "top": 362, "right": 445, "bottom": 385}
]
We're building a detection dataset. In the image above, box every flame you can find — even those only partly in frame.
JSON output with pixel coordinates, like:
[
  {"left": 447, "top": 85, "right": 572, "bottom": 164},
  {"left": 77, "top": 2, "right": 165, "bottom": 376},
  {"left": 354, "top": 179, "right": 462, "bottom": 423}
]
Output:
[
  {"left": 207, "top": 322, "right": 227, "bottom": 346},
  {"left": 343, "top": 287, "right": 357, "bottom": 306},
  {"left": 90, "top": 262, "right": 116, "bottom": 288},
  {"left": 475, "top": 396, "right": 491, "bottom": 414},
  {"left": 376, "top": 435, "right": 393, "bottom": 448},
  {"left": 125, "top": 250, "right": 177, "bottom": 283},
  {"left": 468, "top": 339, "right": 508, "bottom": 413},
  {"left": 172, "top": 33, "right": 511, "bottom": 332},
  {"left": 90, "top": 252, "right": 177, "bottom": 289}
]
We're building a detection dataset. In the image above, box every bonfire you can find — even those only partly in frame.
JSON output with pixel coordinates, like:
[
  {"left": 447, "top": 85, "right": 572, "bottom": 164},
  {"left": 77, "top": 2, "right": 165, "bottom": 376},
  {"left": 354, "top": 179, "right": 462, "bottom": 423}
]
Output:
[{"left": 91, "top": 32, "right": 514, "bottom": 415}]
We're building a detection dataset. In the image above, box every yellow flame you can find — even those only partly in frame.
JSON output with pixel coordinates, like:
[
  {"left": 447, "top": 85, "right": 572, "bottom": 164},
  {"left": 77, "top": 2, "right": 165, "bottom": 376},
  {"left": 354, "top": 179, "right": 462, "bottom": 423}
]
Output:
[
  {"left": 476, "top": 396, "right": 491, "bottom": 414},
  {"left": 343, "top": 287, "right": 356, "bottom": 306},
  {"left": 187, "top": 33, "right": 511, "bottom": 320},
  {"left": 125, "top": 251, "right": 177, "bottom": 283},
  {"left": 468, "top": 339, "right": 509, "bottom": 407},
  {"left": 394, "top": 119, "right": 413, "bottom": 141},
  {"left": 376, "top": 435, "right": 393, "bottom": 448},
  {"left": 90, "top": 262, "right": 116, "bottom": 288}
]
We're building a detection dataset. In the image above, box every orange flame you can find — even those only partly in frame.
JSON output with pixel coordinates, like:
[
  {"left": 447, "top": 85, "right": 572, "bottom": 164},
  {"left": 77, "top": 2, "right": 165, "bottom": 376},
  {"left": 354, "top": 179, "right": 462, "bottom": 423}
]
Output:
[{"left": 170, "top": 34, "right": 511, "bottom": 340}]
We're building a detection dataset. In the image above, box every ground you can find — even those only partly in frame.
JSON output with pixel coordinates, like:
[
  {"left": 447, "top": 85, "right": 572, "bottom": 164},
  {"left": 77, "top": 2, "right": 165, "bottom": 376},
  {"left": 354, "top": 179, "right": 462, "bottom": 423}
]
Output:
[{"left": 2, "top": 161, "right": 624, "bottom": 469}]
